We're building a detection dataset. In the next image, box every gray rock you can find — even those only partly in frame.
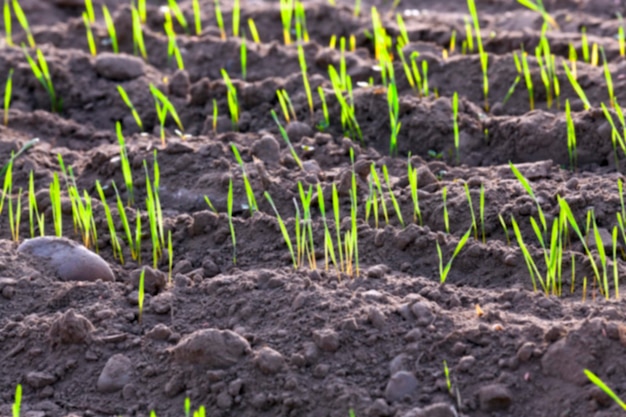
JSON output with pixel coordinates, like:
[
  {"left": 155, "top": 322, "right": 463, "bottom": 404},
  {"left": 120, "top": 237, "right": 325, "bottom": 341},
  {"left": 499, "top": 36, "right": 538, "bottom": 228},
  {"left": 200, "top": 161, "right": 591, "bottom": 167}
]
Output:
[
  {"left": 411, "top": 302, "right": 434, "bottom": 326},
  {"left": 254, "top": 346, "right": 285, "bottom": 374},
  {"left": 145, "top": 324, "right": 172, "bottom": 341},
  {"left": 385, "top": 371, "right": 418, "bottom": 402},
  {"left": 251, "top": 135, "right": 281, "bottom": 165},
  {"left": 313, "top": 328, "right": 340, "bottom": 352},
  {"left": 149, "top": 292, "right": 175, "bottom": 314},
  {"left": 286, "top": 121, "right": 313, "bottom": 142},
  {"left": 401, "top": 403, "right": 458, "bottom": 417},
  {"left": 368, "top": 306, "right": 386, "bottom": 329},
  {"left": 541, "top": 337, "right": 594, "bottom": 385},
  {"left": 169, "top": 70, "right": 190, "bottom": 98},
  {"left": 95, "top": 53, "right": 145, "bottom": 81},
  {"left": 97, "top": 354, "right": 133, "bottom": 393},
  {"left": 417, "top": 166, "right": 438, "bottom": 188},
  {"left": 169, "top": 328, "right": 250, "bottom": 368},
  {"left": 49, "top": 309, "right": 95, "bottom": 345},
  {"left": 25, "top": 372, "right": 56, "bottom": 389},
  {"left": 18, "top": 237, "right": 114, "bottom": 282},
  {"left": 478, "top": 383, "right": 512, "bottom": 411},
  {"left": 216, "top": 391, "right": 233, "bottom": 409}
]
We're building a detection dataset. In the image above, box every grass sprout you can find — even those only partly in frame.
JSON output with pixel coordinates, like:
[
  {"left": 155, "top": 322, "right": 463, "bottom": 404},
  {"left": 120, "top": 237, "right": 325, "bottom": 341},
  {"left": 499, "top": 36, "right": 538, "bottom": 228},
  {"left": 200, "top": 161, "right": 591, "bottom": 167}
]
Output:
[
  {"left": 265, "top": 191, "right": 297, "bottom": 268},
  {"left": 270, "top": 109, "right": 303, "bottom": 169},
  {"left": 23, "top": 46, "right": 60, "bottom": 113},
  {"left": 12, "top": 0, "right": 35, "bottom": 48},
  {"left": 437, "top": 227, "right": 472, "bottom": 284},
  {"left": 117, "top": 85, "right": 143, "bottom": 130},
  {"left": 231, "top": 143, "right": 258, "bottom": 213},
  {"left": 102, "top": 5, "right": 118, "bottom": 53},
  {"left": 584, "top": 370, "right": 626, "bottom": 410},
  {"left": 4, "top": 68, "right": 13, "bottom": 126}
]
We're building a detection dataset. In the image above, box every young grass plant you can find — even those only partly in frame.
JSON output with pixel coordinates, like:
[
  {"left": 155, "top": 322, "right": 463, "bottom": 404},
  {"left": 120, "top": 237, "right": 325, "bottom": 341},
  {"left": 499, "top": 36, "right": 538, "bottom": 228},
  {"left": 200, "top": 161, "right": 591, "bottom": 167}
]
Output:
[
  {"left": 227, "top": 178, "right": 236, "bottom": 264},
  {"left": 12, "top": 0, "right": 35, "bottom": 48},
  {"left": 82, "top": 12, "right": 97, "bottom": 56},
  {"left": 4, "top": 0, "right": 12, "bottom": 47},
  {"left": 214, "top": 0, "right": 226, "bottom": 40},
  {"left": 270, "top": 109, "right": 303, "bottom": 169},
  {"left": 4, "top": 68, "right": 13, "bottom": 126},
  {"left": 149, "top": 83, "right": 184, "bottom": 144},
  {"left": 467, "top": 0, "right": 489, "bottom": 110},
  {"left": 96, "top": 180, "right": 124, "bottom": 263},
  {"left": 265, "top": 191, "right": 297, "bottom": 269},
  {"left": 563, "top": 60, "right": 591, "bottom": 110},
  {"left": 407, "top": 157, "right": 423, "bottom": 225},
  {"left": 23, "top": 46, "right": 60, "bottom": 113},
  {"left": 452, "top": 92, "right": 460, "bottom": 163},
  {"left": 584, "top": 370, "right": 626, "bottom": 410},
  {"left": 102, "top": 5, "right": 118, "bottom": 53},
  {"left": 231, "top": 143, "right": 258, "bottom": 214},
  {"left": 12, "top": 384, "right": 21, "bottom": 417},
  {"left": 117, "top": 85, "right": 143, "bottom": 130},
  {"left": 131, "top": 6, "right": 147, "bottom": 59},
  {"left": 138, "top": 267, "right": 145, "bottom": 323},
  {"left": 116, "top": 122, "right": 134, "bottom": 206},
  {"left": 221, "top": 69, "right": 240, "bottom": 129},
  {"left": 437, "top": 227, "right": 472, "bottom": 284},
  {"left": 565, "top": 99, "right": 577, "bottom": 170}
]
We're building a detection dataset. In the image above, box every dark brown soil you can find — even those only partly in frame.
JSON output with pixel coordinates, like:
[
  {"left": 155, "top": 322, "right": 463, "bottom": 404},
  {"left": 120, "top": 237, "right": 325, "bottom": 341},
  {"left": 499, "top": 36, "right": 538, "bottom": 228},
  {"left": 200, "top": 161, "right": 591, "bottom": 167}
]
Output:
[{"left": 1, "top": 1, "right": 626, "bottom": 416}]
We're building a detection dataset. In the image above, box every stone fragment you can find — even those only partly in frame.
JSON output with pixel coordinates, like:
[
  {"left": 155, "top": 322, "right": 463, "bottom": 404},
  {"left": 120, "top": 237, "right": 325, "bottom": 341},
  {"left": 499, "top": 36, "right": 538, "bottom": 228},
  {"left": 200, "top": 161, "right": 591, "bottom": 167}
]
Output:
[
  {"left": 411, "top": 302, "right": 434, "bottom": 326},
  {"left": 146, "top": 324, "right": 172, "bottom": 341},
  {"left": 149, "top": 292, "right": 175, "bottom": 314},
  {"left": 312, "top": 328, "right": 340, "bottom": 352},
  {"left": 97, "top": 354, "right": 133, "bottom": 393},
  {"left": 478, "top": 384, "right": 512, "bottom": 411},
  {"left": 168, "top": 70, "right": 190, "bottom": 97},
  {"left": 251, "top": 135, "right": 281, "bottom": 165},
  {"left": 49, "top": 309, "right": 95, "bottom": 345},
  {"left": 18, "top": 237, "right": 114, "bottom": 282},
  {"left": 169, "top": 329, "right": 250, "bottom": 368},
  {"left": 95, "top": 53, "right": 145, "bottom": 81},
  {"left": 25, "top": 372, "right": 56, "bottom": 389},
  {"left": 286, "top": 121, "right": 313, "bottom": 142},
  {"left": 385, "top": 371, "right": 418, "bottom": 402},
  {"left": 541, "top": 338, "right": 593, "bottom": 385},
  {"left": 254, "top": 346, "right": 285, "bottom": 374}
]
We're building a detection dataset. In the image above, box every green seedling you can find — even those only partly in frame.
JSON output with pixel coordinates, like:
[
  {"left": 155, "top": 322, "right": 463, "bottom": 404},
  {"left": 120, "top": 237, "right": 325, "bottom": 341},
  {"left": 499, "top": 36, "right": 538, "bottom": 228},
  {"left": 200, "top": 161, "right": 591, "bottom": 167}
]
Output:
[
  {"left": 517, "top": 0, "right": 557, "bottom": 28},
  {"left": 600, "top": 102, "right": 626, "bottom": 169},
  {"left": 443, "top": 360, "right": 452, "bottom": 394},
  {"left": 227, "top": 179, "right": 236, "bottom": 264},
  {"left": 591, "top": 42, "right": 598, "bottom": 67},
  {"left": 192, "top": 0, "right": 201, "bottom": 35},
  {"left": 143, "top": 162, "right": 161, "bottom": 268},
  {"left": 12, "top": 384, "right": 21, "bottom": 417},
  {"left": 331, "top": 183, "right": 344, "bottom": 272},
  {"left": 563, "top": 60, "right": 590, "bottom": 110},
  {"left": 509, "top": 161, "right": 546, "bottom": 233},
  {"left": 117, "top": 85, "right": 143, "bottom": 130},
  {"left": 3, "top": 0, "right": 10, "bottom": 47},
  {"left": 498, "top": 213, "right": 510, "bottom": 245},
  {"left": 382, "top": 165, "right": 404, "bottom": 226},
  {"left": 248, "top": 18, "right": 261, "bottom": 43},
  {"left": 452, "top": 92, "right": 460, "bottom": 163},
  {"left": 317, "top": 86, "right": 330, "bottom": 130},
  {"left": 163, "top": 10, "right": 184, "bottom": 69},
  {"left": 28, "top": 171, "right": 44, "bottom": 237},
  {"left": 464, "top": 182, "right": 478, "bottom": 240},
  {"left": 479, "top": 184, "right": 486, "bottom": 242},
  {"left": 276, "top": 89, "right": 296, "bottom": 123},
  {"left": 233, "top": 0, "right": 241, "bottom": 37},
  {"left": 294, "top": 1, "right": 309, "bottom": 42},
  {"left": 4, "top": 68, "right": 13, "bottom": 126},
  {"left": 49, "top": 172, "right": 62, "bottom": 237},
  {"left": 116, "top": 122, "right": 134, "bottom": 206},
  {"left": 240, "top": 34, "right": 247, "bottom": 79},
  {"left": 102, "top": 5, "right": 118, "bottom": 53},
  {"left": 328, "top": 65, "right": 361, "bottom": 141},
  {"left": 442, "top": 186, "right": 449, "bottom": 233},
  {"left": 280, "top": 0, "right": 294, "bottom": 45},
  {"left": 215, "top": 0, "right": 226, "bottom": 40},
  {"left": 396, "top": 13, "right": 409, "bottom": 48},
  {"left": 149, "top": 83, "right": 184, "bottom": 144},
  {"left": 185, "top": 397, "right": 191, "bottom": 417},
  {"left": 298, "top": 44, "right": 314, "bottom": 116},
  {"left": 131, "top": 6, "right": 147, "bottom": 59},
  {"left": 212, "top": 99, "right": 218, "bottom": 133},
  {"left": 521, "top": 51, "right": 533, "bottom": 111},
  {"left": 317, "top": 183, "right": 338, "bottom": 271},
  {"left": 231, "top": 143, "right": 258, "bottom": 213},
  {"left": 613, "top": 226, "right": 619, "bottom": 299},
  {"left": 221, "top": 69, "right": 240, "bottom": 129},
  {"left": 138, "top": 267, "right": 145, "bottom": 323},
  {"left": 620, "top": 25, "right": 625, "bottom": 58},
  {"left": 167, "top": 0, "right": 188, "bottom": 34},
  {"left": 581, "top": 27, "right": 589, "bottom": 63},
  {"left": 407, "top": 157, "right": 422, "bottom": 225},
  {"left": 113, "top": 182, "right": 140, "bottom": 262},
  {"left": 265, "top": 191, "right": 297, "bottom": 268},
  {"left": 23, "top": 46, "right": 60, "bottom": 113},
  {"left": 437, "top": 227, "right": 472, "bottom": 284},
  {"left": 82, "top": 12, "right": 97, "bottom": 56},
  {"left": 467, "top": 0, "right": 489, "bottom": 110},
  {"left": 370, "top": 164, "right": 389, "bottom": 225},
  {"left": 270, "top": 109, "right": 303, "bottom": 169},
  {"left": 565, "top": 99, "right": 577, "bottom": 170},
  {"left": 387, "top": 72, "right": 401, "bottom": 156},
  {"left": 584, "top": 369, "right": 626, "bottom": 410},
  {"left": 601, "top": 47, "right": 614, "bottom": 108},
  {"left": 85, "top": 0, "right": 95, "bottom": 23},
  {"left": 96, "top": 181, "right": 123, "bottom": 263},
  {"left": 12, "top": 0, "right": 34, "bottom": 48},
  {"left": 8, "top": 186, "right": 22, "bottom": 242},
  {"left": 167, "top": 230, "right": 173, "bottom": 282}
]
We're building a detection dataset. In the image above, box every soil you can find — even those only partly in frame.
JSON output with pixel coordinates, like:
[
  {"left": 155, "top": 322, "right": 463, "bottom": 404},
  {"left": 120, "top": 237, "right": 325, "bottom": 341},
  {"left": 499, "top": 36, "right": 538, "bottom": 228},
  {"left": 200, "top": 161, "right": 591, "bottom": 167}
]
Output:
[{"left": 1, "top": 0, "right": 626, "bottom": 416}]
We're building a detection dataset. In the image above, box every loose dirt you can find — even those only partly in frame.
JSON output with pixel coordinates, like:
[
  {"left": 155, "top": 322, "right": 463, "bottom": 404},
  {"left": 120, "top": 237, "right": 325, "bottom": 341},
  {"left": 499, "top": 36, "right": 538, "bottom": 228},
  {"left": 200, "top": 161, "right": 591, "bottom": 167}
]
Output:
[{"left": 1, "top": 0, "right": 626, "bottom": 416}]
